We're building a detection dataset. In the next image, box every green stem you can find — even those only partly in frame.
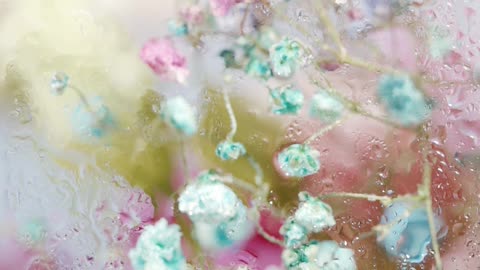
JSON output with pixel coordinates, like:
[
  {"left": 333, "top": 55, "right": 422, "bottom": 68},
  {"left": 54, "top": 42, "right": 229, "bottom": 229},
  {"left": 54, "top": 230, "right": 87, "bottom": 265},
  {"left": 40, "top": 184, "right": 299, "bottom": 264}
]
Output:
[
  {"left": 421, "top": 139, "right": 443, "bottom": 270},
  {"left": 250, "top": 206, "right": 285, "bottom": 247},
  {"left": 218, "top": 174, "right": 258, "bottom": 194},
  {"left": 222, "top": 88, "right": 238, "bottom": 142},
  {"left": 304, "top": 117, "right": 345, "bottom": 145},
  {"left": 311, "top": 0, "right": 346, "bottom": 58},
  {"left": 278, "top": 0, "right": 405, "bottom": 76},
  {"left": 341, "top": 55, "right": 401, "bottom": 75},
  {"left": 180, "top": 140, "right": 191, "bottom": 182},
  {"left": 308, "top": 72, "right": 402, "bottom": 129},
  {"left": 69, "top": 84, "right": 92, "bottom": 112},
  {"left": 247, "top": 155, "right": 265, "bottom": 187},
  {"left": 351, "top": 106, "right": 402, "bottom": 129},
  {"left": 319, "top": 192, "right": 393, "bottom": 206},
  {"left": 256, "top": 221, "right": 284, "bottom": 246}
]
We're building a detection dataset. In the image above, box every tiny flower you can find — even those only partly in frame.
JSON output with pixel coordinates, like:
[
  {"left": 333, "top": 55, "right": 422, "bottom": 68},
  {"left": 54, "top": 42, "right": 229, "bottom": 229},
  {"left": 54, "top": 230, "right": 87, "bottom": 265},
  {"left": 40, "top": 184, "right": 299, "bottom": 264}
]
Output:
[
  {"left": 178, "top": 170, "right": 253, "bottom": 250},
  {"left": 209, "top": 0, "right": 243, "bottom": 17},
  {"left": 193, "top": 205, "right": 253, "bottom": 250},
  {"left": 294, "top": 192, "right": 336, "bottom": 233},
  {"left": 277, "top": 144, "right": 320, "bottom": 178},
  {"left": 180, "top": 5, "right": 204, "bottom": 24},
  {"left": 216, "top": 140, "right": 247, "bottom": 161},
  {"left": 160, "top": 96, "right": 197, "bottom": 136},
  {"left": 50, "top": 72, "right": 69, "bottom": 95},
  {"left": 140, "top": 38, "right": 189, "bottom": 83},
  {"left": 377, "top": 75, "right": 432, "bottom": 126},
  {"left": 245, "top": 57, "right": 272, "bottom": 80},
  {"left": 270, "top": 85, "right": 304, "bottom": 115},
  {"left": 279, "top": 218, "right": 308, "bottom": 248},
  {"left": 178, "top": 170, "right": 243, "bottom": 223},
  {"left": 310, "top": 90, "right": 345, "bottom": 123},
  {"left": 220, "top": 49, "right": 238, "bottom": 68},
  {"left": 282, "top": 241, "right": 357, "bottom": 270},
  {"left": 377, "top": 201, "right": 447, "bottom": 263},
  {"left": 269, "top": 38, "right": 302, "bottom": 78},
  {"left": 19, "top": 218, "right": 45, "bottom": 244},
  {"left": 168, "top": 20, "right": 188, "bottom": 36},
  {"left": 128, "top": 218, "right": 187, "bottom": 270},
  {"left": 71, "top": 96, "right": 115, "bottom": 138}
]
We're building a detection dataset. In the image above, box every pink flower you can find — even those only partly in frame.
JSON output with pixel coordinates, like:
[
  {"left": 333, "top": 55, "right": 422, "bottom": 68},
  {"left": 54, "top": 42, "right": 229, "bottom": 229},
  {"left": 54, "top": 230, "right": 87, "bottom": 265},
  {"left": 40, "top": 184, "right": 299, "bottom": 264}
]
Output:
[
  {"left": 140, "top": 38, "right": 189, "bottom": 83},
  {"left": 180, "top": 5, "right": 205, "bottom": 24},
  {"left": 209, "top": 0, "right": 244, "bottom": 17}
]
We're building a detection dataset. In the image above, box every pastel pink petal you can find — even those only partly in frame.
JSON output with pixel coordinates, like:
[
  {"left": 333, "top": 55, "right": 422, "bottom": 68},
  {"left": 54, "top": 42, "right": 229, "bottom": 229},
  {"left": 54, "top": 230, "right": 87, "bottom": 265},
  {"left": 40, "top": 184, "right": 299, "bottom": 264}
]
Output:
[
  {"left": 140, "top": 38, "right": 188, "bottom": 83},
  {"left": 210, "top": 0, "right": 243, "bottom": 17}
]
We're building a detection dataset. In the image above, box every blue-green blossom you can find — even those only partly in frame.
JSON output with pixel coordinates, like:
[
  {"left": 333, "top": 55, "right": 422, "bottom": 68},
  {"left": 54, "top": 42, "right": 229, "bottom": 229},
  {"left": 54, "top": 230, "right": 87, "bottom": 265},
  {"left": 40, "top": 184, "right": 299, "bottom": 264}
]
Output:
[
  {"left": 220, "top": 49, "right": 237, "bottom": 68},
  {"left": 377, "top": 75, "right": 432, "bottom": 126},
  {"left": 20, "top": 218, "right": 45, "bottom": 244},
  {"left": 282, "top": 241, "right": 357, "bottom": 270},
  {"left": 193, "top": 205, "right": 253, "bottom": 250},
  {"left": 377, "top": 201, "right": 447, "bottom": 263},
  {"left": 160, "top": 96, "right": 197, "bottom": 136},
  {"left": 277, "top": 144, "right": 320, "bottom": 178},
  {"left": 216, "top": 140, "right": 247, "bottom": 161},
  {"left": 280, "top": 218, "right": 308, "bottom": 248},
  {"left": 269, "top": 38, "right": 302, "bottom": 78},
  {"left": 178, "top": 170, "right": 241, "bottom": 223},
  {"left": 168, "top": 20, "right": 188, "bottom": 36},
  {"left": 71, "top": 96, "right": 115, "bottom": 138},
  {"left": 129, "top": 219, "right": 186, "bottom": 270},
  {"left": 178, "top": 170, "right": 253, "bottom": 250},
  {"left": 270, "top": 85, "right": 304, "bottom": 115},
  {"left": 50, "top": 72, "right": 69, "bottom": 95},
  {"left": 310, "top": 90, "right": 344, "bottom": 123},
  {"left": 245, "top": 58, "right": 272, "bottom": 80},
  {"left": 294, "top": 192, "right": 335, "bottom": 233}
]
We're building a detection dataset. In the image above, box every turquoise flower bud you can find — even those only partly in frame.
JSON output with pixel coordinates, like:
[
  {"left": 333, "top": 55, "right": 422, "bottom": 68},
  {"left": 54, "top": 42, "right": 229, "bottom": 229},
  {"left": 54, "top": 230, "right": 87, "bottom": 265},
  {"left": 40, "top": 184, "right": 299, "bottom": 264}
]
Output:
[
  {"left": 179, "top": 171, "right": 253, "bottom": 250},
  {"left": 377, "top": 201, "right": 447, "bottom": 263},
  {"left": 282, "top": 241, "right": 357, "bottom": 270},
  {"left": 220, "top": 49, "right": 237, "bottom": 68},
  {"left": 279, "top": 218, "right": 308, "bottom": 248},
  {"left": 19, "top": 218, "right": 45, "bottom": 244},
  {"left": 178, "top": 171, "right": 243, "bottom": 224},
  {"left": 245, "top": 58, "right": 272, "bottom": 80},
  {"left": 277, "top": 144, "right": 320, "bottom": 178},
  {"left": 71, "top": 96, "right": 115, "bottom": 138},
  {"left": 310, "top": 90, "right": 344, "bottom": 123},
  {"left": 294, "top": 192, "right": 335, "bottom": 233},
  {"left": 377, "top": 75, "right": 432, "bottom": 126},
  {"left": 160, "top": 96, "right": 197, "bottom": 136},
  {"left": 50, "top": 72, "right": 69, "bottom": 95},
  {"left": 168, "top": 20, "right": 189, "bottom": 36},
  {"left": 193, "top": 205, "right": 253, "bottom": 250},
  {"left": 283, "top": 241, "right": 357, "bottom": 270},
  {"left": 129, "top": 219, "right": 186, "bottom": 270},
  {"left": 216, "top": 140, "right": 247, "bottom": 161},
  {"left": 270, "top": 85, "right": 304, "bottom": 115},
  {"left": 269, "top": 38, "right": 302, "bottom": 78}
]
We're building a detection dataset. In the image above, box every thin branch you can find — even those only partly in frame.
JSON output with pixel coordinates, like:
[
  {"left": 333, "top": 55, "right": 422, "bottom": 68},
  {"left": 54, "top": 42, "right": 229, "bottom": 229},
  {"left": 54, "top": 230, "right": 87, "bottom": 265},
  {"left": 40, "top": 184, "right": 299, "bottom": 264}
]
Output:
[
  {"left": 420, "top": 134, "right": 443, "bottom": 270},
  {"left": 304, "top": 117, "right": 345, "bottom": 145},
  {"left": 240, "top": 4, "right": 251, "bottom": 36},
  {"left": 256, "top": 222, "right": 284, "bottom": 247},
  {"left": 222, "top": 88, "right": 238, "bottom": 141},
  {"left": 310, "top": 0, "right": 346, "bottom": 58},
  {"left": 319, "top": 192, "right": 393, "bottom": 206}
]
